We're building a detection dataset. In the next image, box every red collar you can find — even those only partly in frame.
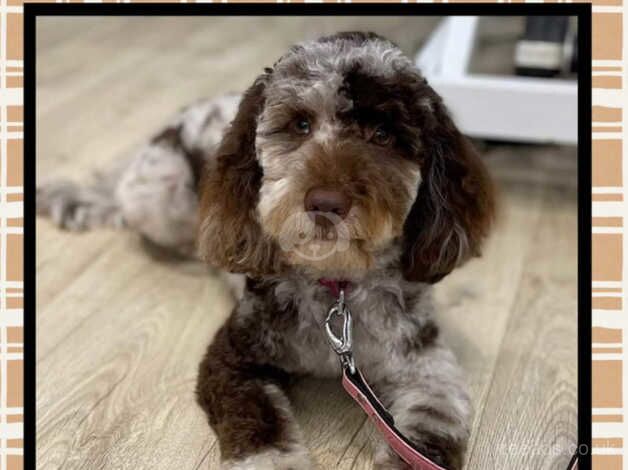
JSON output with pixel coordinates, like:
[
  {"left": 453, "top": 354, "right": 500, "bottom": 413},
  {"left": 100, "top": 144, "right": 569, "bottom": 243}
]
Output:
[{"left": 318, "top": 278, "right": 349, "bottom": 298}]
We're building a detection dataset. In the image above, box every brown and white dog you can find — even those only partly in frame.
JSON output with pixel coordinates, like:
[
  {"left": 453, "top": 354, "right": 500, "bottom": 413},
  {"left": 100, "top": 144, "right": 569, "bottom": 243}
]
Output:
[{"left": 38, "top": 32, "right": 495, "bottom": 469}]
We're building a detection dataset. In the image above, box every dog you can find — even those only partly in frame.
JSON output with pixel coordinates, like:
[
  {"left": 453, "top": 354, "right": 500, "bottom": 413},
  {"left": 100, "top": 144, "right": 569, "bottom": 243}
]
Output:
[{"left": 38, "top": 32, "right": 495, "bottom": 469}]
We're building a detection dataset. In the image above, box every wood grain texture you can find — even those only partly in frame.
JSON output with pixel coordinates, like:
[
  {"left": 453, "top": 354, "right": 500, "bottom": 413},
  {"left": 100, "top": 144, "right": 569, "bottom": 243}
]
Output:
[{"left": 36, "top": 17, "right": 577, "bottom": 469}]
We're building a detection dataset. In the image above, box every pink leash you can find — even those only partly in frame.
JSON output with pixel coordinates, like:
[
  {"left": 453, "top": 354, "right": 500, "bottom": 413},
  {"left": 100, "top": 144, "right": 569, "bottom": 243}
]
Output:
[
  {"left": 320, "top": 279, "right": 445, "bottom": 470},
  {"left": 319, "top": 279, "right": 579, "bottom": 470},
  {"left": 567, "top": 453, "right": 579, "bottom": 470},
  {"left": 342, "top": 367, "right": 446, "bottom": 470}
]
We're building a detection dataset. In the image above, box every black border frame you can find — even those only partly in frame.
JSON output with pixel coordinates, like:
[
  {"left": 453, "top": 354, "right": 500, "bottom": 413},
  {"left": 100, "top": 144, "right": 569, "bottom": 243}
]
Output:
[{"left": 24, "top": 4, "right": 592, "bottom": 469}]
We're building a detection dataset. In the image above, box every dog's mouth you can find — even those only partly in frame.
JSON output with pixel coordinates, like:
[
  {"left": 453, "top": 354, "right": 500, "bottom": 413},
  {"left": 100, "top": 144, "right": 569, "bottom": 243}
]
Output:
[
  {"left": 258, "top": 192, "right": 400, "bottom": 276},
  {"left": 270, "top": 208, "right": 388, "bottom": 277},
  {"left": 305, "top": 230, "right": 340, "bottom": 242},
  {"left": 277, "top": 208, "right": 359, "bottom": 243},
  {"left": 300, "top": 218, "right": 366, "bottom": 242}
]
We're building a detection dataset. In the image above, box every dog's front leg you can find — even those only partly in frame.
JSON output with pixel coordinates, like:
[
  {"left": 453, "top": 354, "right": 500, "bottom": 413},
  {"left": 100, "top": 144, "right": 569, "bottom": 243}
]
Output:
[
  {"left": 196, "top": 322, "right": 315, "bottom": 470},
  {"left": 371, "top": 344, "right": 472, "bottom": 470}
]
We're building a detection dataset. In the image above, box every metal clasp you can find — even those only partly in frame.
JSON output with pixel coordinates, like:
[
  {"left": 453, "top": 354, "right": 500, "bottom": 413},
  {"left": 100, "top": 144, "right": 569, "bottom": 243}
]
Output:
[{"left": 324, "top": 289, "right": 356, "bottom": 374}]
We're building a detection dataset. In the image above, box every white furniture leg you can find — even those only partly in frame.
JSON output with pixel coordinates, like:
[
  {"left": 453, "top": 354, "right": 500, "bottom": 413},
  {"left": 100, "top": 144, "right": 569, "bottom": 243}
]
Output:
[{"left": 415, "top": 17, "right": 577, "bottom": 145}]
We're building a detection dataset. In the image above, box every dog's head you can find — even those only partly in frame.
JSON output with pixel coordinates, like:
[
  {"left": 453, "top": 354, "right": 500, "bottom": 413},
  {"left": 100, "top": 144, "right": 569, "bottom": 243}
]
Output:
[{"left": 198, "top": 32, "right": 495, "bottom": 282}]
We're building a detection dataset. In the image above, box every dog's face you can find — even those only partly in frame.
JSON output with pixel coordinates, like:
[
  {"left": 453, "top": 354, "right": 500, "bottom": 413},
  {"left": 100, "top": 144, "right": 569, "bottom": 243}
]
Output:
[
  {"left": 198, "top": 32, "right": 495, "bottom": 282},
  {"left": 255, "top": 39, "right": 426, "bottom": 276}
]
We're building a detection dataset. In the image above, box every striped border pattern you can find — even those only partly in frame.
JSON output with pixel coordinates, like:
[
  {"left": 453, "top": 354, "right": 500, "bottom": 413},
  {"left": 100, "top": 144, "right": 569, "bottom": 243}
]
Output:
[
  {"left": 0, "top": 0, "right": 24, "bottom": 468},
  {"left": 0, "top": 3, "right": 624, "bottom": 469},
  {"left": 591, "top": 0, "right": 626, "bottom": 467}
]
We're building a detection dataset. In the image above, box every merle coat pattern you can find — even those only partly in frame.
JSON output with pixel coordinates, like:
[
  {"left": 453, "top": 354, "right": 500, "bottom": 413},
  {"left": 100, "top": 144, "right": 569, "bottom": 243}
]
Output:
[{"left": 38, "top": 32, "right": 495, "bottom": 469}]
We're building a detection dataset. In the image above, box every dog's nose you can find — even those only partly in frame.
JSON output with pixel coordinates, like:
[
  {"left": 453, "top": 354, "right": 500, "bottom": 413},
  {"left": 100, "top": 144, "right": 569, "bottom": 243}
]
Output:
[{"left": 304, "top": 187, "right": 351, "bottom": 221}]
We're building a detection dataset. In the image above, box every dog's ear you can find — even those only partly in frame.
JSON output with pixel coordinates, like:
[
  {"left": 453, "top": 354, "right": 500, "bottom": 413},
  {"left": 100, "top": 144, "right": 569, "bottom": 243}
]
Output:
[
  {"left": 402, "top": 96, "right": 495, "bottom": 283},
  {"left": 197, "top": 74, "right": 282, "bottom": 275}
]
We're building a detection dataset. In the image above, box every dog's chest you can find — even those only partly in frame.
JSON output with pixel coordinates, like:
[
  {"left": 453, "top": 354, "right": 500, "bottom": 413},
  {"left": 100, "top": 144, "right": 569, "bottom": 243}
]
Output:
[{"left": 274, "top": 280, "right": 432, "bottom": 378}]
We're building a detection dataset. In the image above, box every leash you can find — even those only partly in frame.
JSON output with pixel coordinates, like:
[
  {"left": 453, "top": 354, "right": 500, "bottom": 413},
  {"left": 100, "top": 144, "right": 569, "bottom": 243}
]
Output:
[
  {"left": 321, "top": 279, "right": 446, "bottom": 470},
  {"left": 319, "top": 279, "right": 580, "bottom": 470},
  {"left": 567, "top": 452, "right": 579, "bottom": 470}
]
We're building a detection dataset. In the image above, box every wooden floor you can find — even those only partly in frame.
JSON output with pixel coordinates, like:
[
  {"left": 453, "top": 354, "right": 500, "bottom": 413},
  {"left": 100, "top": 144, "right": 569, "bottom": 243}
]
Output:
[{"left": 36, "top": 17, "right": 578, "bottom": 470}]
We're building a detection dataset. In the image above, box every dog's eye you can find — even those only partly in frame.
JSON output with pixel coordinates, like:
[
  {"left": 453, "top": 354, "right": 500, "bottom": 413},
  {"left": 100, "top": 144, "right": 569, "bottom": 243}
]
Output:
[
  {"left": 371, "top": 126, "right": 392, "bottom": 146},
  {"left": 293, "top": 118, "right": 311, "bottom": 136}
]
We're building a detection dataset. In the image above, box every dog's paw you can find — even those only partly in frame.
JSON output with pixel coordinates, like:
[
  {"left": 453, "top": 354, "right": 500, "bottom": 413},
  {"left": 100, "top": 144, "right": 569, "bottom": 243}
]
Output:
[
  {"left": 373, "top": 448, "right": 411, "bottom": 470},
  {"left": 373, "top": 441, "right": 462, "bottom": 470},
  {"left": 221, "top": 446, "right": 317, "bottom": 470},
  {"left": 37, "top": 180, "right": 123, "bottom": 231}
]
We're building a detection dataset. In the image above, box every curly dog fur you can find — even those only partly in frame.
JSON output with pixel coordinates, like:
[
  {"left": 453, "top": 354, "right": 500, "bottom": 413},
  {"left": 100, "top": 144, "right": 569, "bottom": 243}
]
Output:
[{"left": 38, "top": 32, "right": 495, "bottom": 469}]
